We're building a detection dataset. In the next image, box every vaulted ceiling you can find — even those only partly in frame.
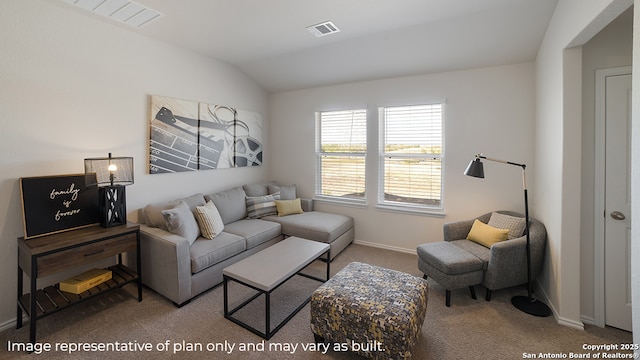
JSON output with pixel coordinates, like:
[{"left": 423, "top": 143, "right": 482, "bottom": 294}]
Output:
[{"left": 57, "top": 0, "right": 559, "bottom": 93}]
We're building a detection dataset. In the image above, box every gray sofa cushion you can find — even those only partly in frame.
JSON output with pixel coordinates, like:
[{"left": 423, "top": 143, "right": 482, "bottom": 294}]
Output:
[
  {"left": 263, "top": 212, "right": 353, "bottom": 243},
  {"left": 268, "top": 184, "right": 297, "bottom": 200},
  {"left": 189, "top": 232, "right": 246, "bottom": 274},
  {"left": 143, "top": 193, "right": 205, "bottom": 230},
  {"left": 243, "top": 181, "right": 278, "bottom": 197},
  {"left": 205, "top": 187, "right": 247, "bottom": 225},
  {"left": 223, "top": 219, "right": 282, "bottom": 249}
]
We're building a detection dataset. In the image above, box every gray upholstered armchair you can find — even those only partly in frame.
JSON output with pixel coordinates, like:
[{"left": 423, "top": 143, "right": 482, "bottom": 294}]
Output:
[
  {"left": 441, "top": 211, "right": 547, "bottom": 300},
  {"left": 417, "top": 211, "right": 547, "bottom": 305}
]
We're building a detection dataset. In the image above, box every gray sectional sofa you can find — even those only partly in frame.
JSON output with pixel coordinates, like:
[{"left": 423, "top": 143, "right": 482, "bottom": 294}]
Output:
[{"left": 137, "top": 182, "right": 354, "bottom": 306}]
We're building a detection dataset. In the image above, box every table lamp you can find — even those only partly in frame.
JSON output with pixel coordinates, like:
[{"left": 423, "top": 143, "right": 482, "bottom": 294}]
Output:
[{"left": 84, "top": 153, "right": 134, "bottom": 227}]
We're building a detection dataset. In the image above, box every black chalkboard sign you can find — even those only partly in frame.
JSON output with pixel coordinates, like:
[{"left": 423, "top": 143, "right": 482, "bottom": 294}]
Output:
[{"left": 20, "top": 174, "right": 99, "bottom": 239}]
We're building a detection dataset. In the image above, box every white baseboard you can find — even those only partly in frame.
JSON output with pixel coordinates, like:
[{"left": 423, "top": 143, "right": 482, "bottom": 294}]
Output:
[
  {"left": 0, "top": 316, "right": 21, "bottom": 333},
  {"left": 581, "top": 315, "right": 596, "bottom": 326},
  {"left": 533, "top": 281, "right": 585, "bottom": 330},
  {"left": 353, "top": 239, "right": 417, "bottom": 255}
]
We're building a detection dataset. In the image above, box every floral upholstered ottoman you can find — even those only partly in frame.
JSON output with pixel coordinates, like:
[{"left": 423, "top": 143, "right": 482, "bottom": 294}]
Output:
[{"left": 310, "top": 262, "right": 428, "bottom": 360}]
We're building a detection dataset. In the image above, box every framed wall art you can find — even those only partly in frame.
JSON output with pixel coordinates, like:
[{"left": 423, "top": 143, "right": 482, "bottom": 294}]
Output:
[
  {"left": 19, "top": 174, "right": 99, "bottom": 239},
  {"left": 149, "top": 95, "right": 263, "bottom": 174}
]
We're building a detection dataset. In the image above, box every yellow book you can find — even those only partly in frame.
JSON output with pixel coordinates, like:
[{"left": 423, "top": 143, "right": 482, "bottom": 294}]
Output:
[{"left": 60, "top": 268, "right": 112, "bottom": 294}]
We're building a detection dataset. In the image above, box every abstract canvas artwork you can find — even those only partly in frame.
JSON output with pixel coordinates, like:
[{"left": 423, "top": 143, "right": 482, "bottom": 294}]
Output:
[{"left": 149, "top": 96, "right": 263, "bottom": 174}]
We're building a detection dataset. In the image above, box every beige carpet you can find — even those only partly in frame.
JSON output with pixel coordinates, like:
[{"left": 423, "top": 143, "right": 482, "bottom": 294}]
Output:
[{"left": 1, "top": 243, "right": 632, "bottom": 359}]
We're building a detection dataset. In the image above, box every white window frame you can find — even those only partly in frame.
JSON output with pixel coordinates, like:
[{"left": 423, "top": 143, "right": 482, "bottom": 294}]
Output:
[
  {"left": 315, "top": 109, "right": 367, "bottom": 206},
  {"left": 377, "top": 103, "right": 445, "bottom": 215}
]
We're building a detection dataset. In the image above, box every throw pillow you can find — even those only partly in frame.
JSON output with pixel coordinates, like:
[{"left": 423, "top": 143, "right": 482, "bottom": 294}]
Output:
[
  {"left": 275, "top": 198, "right": 304, "bottom": 217},
  {"left": 466, "top": 219, "right": 510, "bottom": 248},
  {"left": 194, "top": 200, "right": 225, "bottom": 239},
  {"left": 161, "top": 201, "right": 200, "bottom": 245},
  {"left": 246, "top": 193, "right": 280, "bottom": 219},
  {"left": 142, "top": 193, "right": 205, "bottom": 230},
  {"left": 487, "top": 212, "right": 526, "bottom": 239}
]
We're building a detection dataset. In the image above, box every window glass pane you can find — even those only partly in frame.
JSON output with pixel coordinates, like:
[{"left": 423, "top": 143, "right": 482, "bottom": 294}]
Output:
[
  {"left": 320, "top": 110, "right": 367, "bottom": 153},
  {"left": 384, "top": 105, "right": 442, "bottom": 154},
  {"left": 380, "top": 104, "right": 443, "bottom": 209},
  {"left": 320, "top": 155, "right": 366, "bottom": 198},
  {"left": 383, "top": 157, "right": 441, "bottom": 206},
  {"left": 317, "top": 109, "right": 367, "bottom": 201}
]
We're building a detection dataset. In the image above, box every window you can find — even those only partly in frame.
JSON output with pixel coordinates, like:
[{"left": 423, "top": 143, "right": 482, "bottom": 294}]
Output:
[
  {"left": 379, "top": 104, "right": 443, "bottom": 210},
  {"left": 316, "top": 109, "right": 367, "bottom": 202}
]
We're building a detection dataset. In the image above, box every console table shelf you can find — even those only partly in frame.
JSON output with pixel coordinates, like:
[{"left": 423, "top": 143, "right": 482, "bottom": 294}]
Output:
[
  {"left": 16, "top": 223, "right": 142, "bottom": 344},
  {"left": 18, "top": 264, "right": 138, "bottom": 318}
]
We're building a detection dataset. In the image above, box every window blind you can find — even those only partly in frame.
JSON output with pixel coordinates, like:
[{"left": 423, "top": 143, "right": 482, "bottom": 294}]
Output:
[
  {"left": 316, "top": 110, "right": 367, "bottom": 200},
  {"left": 379, "top": 104, "right": 443, "bottom": 208}
]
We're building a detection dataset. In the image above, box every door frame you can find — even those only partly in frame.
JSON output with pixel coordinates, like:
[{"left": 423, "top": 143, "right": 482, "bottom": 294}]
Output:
[{"left": 594, "top": 65, "right": 632, "bottom": 327}]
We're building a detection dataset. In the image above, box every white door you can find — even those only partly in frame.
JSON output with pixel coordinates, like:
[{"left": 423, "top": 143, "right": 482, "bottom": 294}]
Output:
[{"left": 603, "top": 70, "right": 632, "bottom": 331}]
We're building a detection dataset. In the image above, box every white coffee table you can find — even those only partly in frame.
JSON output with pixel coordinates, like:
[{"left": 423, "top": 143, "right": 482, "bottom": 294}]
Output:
[{"left": 223, "top": 236, "right": 330, "bottom": 339}]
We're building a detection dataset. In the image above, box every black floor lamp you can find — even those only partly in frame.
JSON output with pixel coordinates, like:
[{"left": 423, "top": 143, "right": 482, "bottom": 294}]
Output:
[{"left": 464, "top": 154, "right": 552, "bottom": 317}]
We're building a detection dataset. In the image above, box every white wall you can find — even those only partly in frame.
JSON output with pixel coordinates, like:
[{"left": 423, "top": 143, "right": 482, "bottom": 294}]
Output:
[
  {"left": 269, "top": 63, "right": 536, "bottom": 252},
  {"left": 632, "top": 0, "right": 640, "bottom": 346},
  {"left": 579, "top": 8, "right": 633, "bottom": 324},
  {"left": 0, "top": 1, "right": 268, "bottom": 328},
  {"left": 534, "top": 0, "right": 633, "bottom": 329}
]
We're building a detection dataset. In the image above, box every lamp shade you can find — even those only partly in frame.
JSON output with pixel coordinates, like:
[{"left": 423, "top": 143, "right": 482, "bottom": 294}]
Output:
[
  {"left": 84, "top": 154, "right": 134, "bottom": 187},
  {"left": 464, "top": 158, "right": 485, "bottom": 178}
]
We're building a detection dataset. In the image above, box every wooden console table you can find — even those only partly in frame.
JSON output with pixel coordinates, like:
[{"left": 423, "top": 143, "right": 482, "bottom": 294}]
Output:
[{"left": 16, "top": 223, "right": 142, "bottom": 343}]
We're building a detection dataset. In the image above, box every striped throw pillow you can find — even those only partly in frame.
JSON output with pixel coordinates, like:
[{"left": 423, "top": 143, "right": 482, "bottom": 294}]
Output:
[
  {"left": 246, "top": 193, "right": 280, "bottom": 219},
  {"left": 194, "top": 200, "right": 225, "bottom": 239}
]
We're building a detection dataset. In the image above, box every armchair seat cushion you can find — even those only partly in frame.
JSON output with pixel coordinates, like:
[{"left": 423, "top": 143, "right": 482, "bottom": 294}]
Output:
[{"left": 450, "top": 240, "right": 490, "bottom": 270}]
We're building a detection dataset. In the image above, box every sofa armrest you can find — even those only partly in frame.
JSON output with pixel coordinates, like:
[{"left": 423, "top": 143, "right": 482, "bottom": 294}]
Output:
[
  {"left": 484, "top": 236, "right": 528, "bottom": 289},
  {"left": 139, "top": 224, "right": 192, "bottom": 306},
  {"left": 300, "top": 198, "right": 314, "bottom": 212},
  {"left": 443, "top": 219, "right": 474, "bottom": 241}
]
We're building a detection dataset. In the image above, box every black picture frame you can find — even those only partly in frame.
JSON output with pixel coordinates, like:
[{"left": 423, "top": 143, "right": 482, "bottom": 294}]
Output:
[{"left": 19, "top": 174, "right": 99, "bottom": 239}]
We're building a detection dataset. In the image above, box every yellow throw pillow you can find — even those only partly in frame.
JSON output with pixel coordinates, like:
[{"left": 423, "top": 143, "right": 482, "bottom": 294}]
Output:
[
  {"left": 466, "top": 219, "right": 510, "bottom": 248},
  {"left": 275, "top": 198, "right": 304, "bottom": 216}
]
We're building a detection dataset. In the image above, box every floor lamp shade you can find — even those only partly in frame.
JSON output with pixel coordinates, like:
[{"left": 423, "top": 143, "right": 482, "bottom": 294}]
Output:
[
  {"left": 84, "top": 153, "right": 134, "bottom": 227},
  {"left": 464, "top": 158, "right": 485, "bottom": 178}
]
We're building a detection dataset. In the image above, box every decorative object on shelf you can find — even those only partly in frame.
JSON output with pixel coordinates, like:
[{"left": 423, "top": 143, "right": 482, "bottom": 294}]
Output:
[
  {"left": 84, "top": 153, "right": 134, "bottom": 227},
  {"left": 149, "top": 95, "right": 263, "bottom": 174},
  {"left": 464, "top": 154, "right": 552, "bottom": 317},
  {"left": 59, "top": 268, "right": 112, "bottom": 294},
  {"left": 19, "top": 174, "right": 99, "bottom": 239}
]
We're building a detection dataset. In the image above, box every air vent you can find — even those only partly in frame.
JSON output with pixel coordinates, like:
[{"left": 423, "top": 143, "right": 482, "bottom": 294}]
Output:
[
  {"left": 62, "top": 0, "right": 163, "bottom": 28},
  {"left": 306, "top": 21, "right": 340, "bottom": 37}
]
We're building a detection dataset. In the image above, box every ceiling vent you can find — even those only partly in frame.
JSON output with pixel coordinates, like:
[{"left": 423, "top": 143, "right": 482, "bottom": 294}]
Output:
[
  {"left": 306, "top": 21, "right": 340, "bottom": 37},
  {"left": 62, "top": 0, "right": 163, "bottom": 28}
]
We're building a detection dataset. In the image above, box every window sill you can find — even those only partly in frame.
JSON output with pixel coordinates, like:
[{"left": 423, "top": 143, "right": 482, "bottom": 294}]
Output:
[
  {"left": 375, "top": 204, "right": 446, "bottom": 217},
  {"left": 313, "top": 196, "right": 368, "bottom": 209}
]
